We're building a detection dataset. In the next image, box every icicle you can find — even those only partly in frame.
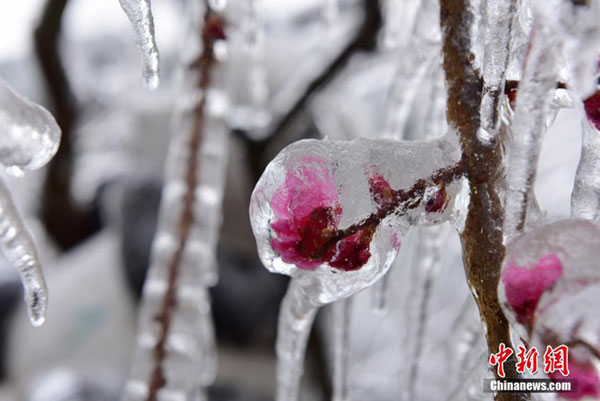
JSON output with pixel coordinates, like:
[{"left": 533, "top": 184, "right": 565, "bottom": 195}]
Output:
[
  {"left": 503, "top": 20, "right": 561, "bottom": 240},
  {"left": 400, "top": 225, "right": 447, "bottom": 400},
  {"left": 477, "top": 0, "right": 517, "bottom": 145},
  {"left": 381, "top": 0, "right": 440, "bottom": 139},
  {"left": 370, "top": 271, "right": 391, "bottom": 314},
  {"left": 122, "top": 3, "right": 228, "bottom": 400},
  {"left": 572, "top": 91, "right": 600, "bottom": 222},
  {"left": 332, "top": 297, "right": 353, "bottom": 401},
  {"left": 0, "top": 78, "right": 61, "bottom": 176},
  {"left": 119, "top": 0, "right": 160, "bottom": 90},
  {"left": 275, "top": 280, "right": 319, "bottom": 401},
  {"left": 229, "top": 0, "right": 270, "bottom": 137},
  {"left": 446, "top": 350, "right": 492, "bottom": 401},
  {"left": 0, "top": 177, "right": 47, "bottom": 327},
  {"left": 0, "top": 78, "right": 61, "bottom": 327}
]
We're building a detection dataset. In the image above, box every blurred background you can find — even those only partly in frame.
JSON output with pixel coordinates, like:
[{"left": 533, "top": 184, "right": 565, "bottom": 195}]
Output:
[{"left": 0, "top": 1, "right": 584, "bottom": 400}]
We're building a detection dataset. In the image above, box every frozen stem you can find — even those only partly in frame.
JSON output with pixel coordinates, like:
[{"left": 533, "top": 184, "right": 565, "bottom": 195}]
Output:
[{"left": 440, "top": 0, "right": 527, "bottom": 399}]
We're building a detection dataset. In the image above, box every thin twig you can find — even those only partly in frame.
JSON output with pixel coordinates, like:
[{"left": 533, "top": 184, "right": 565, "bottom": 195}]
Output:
[{"left": 146, "top": 7, "right": 223, "bottom": 401}]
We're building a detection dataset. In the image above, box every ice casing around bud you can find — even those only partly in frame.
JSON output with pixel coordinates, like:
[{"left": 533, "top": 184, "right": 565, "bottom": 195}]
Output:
[
  {"left": 249, "top": 134, "right": 467, "bottom": 305},
  {"left": 499, "top": 219, "right": 600, "bottom": 398}
]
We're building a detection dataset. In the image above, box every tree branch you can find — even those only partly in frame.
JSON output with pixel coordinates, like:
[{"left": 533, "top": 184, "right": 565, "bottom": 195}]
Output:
[
  {"left": 34, "top": 0, "right": 100, "bottom": 249},
  {"left": 440, "top": 0, "right": 528, "bottom": 399}
]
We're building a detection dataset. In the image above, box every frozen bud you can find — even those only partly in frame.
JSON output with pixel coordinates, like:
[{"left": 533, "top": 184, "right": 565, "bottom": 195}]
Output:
[
  {"left": 250, "top": 136, "right": 466, "bottom": 304},
  {"left": 500, "top": 219, "right": 600, "bottom": 399},
  {"left": 583, "top": 89, "right": 600, "bottom": 130}
]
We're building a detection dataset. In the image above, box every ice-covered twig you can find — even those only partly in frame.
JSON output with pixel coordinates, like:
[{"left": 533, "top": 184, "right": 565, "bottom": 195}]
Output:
[
  {"left": 504, "top": 21, "right": 560, "bottom": 240},
  {"left": 0, "top": 178, "right": 47, "bottom": 327},
  {"left": 123, "top": 4, "right": 228, "bottom": 401},
  {"left": 571, "top": 91, "right": 600, "bottom": 222},
  {"left": 119, "top": 0, "right": 160, "bottom": 89},
  {"left": 332, "top": 297, "right": 353, "bottom": 401}
]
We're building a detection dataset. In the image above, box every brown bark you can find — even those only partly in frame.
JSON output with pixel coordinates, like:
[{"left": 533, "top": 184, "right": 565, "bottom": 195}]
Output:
[
  {"left": 440, "top": 0, "right": 528, "bottom": 399},
  {"left": 34, "top": 0, "right": 100, "bottom": 250}
]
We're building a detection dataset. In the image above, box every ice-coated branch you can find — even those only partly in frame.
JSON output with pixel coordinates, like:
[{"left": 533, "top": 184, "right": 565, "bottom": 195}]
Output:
[
  {"left": 0, "top": 178, "right": 47, "bottom": 327},
  {"left": 504, "top": 21, "right": 560, "bottom": 240},
  {"left": 306, "top": 161, "right": 463, "bottom": 262},
  {"left": 122, "top": 3, "right": 228, "bottom": 400},
  {"left": 440, "top": 0, "right": 527, "bottom": 398},
  {"left": 119, "top": 0, "right": 160, "bottom": 89},
  {"left": 571, "top": 91, "right": 600, "bottom": 222}
]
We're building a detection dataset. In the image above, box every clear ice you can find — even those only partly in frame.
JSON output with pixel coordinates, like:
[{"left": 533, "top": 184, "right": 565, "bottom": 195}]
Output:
[
  {"left": 332, "top": 297, "right": 353, "bottom": 401},
  {"left": 503, "top": 18, "right": 560, "bottom": 240},
  {"left": 0, "top": 177, "right": 47, "bottom": 327},
  {"left": 380, "top": 0, "right": 440, "bottom": 139},
  {"left": 478, "top": 0, "right": 517, "bottom": 142},
  {"left": 119, "top": 0, "right": 160, "bottom": 90},
  {"left": 0, "top": 78, "right": 61, "bottom": 327},
  {"left": 572, "top": 93, "right": 600, "bottom": 222},
  {"left": 122, "top": 3, "right": 228, "bottom": 400},
  {"left": 0, "top": 79, "right": 61, "bottom": 176},
  {"left": 249, "top": 134, "right": 469, "bottom": 401},
  {"left": 402, "top": 224, "right": 448, "bottom": 400},
  {"left": 228, "top": 0, "right": 271, "bottom": 136}
]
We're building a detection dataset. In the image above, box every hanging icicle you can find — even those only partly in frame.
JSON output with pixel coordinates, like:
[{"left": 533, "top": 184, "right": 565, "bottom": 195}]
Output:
[
  {"left": 503, "top": 19, "right": 560, "bottom": 240},
  {"left": 572, "top": 90, "right": 600, "bottom": 222},
  {"left": 380, "top": 0, "right": 440, "bottom": 139},
  {"left": 332, "top": 297, "right": 353, "bottom": 401},
  {"left": 402, "top": 224, "right": 448, "bottom": 400},
  {"left": 119, "top": 0, "right": 161, "bottom": 89},
  {"left": 0, "top": 78, "right": 61, "bottom": 327},
  {"left": 477, "top": 0, "right": 517, "bottom": 144},
  {"left": 0, "top": 177, "right": 47, "bottom": 327},
  {"left": 122, "top": 2, "right": 230, "bottom": 400},
  {"left": 505, "top": 0, "right": 600, "bottom": 239},
  {"left": 228, "top": 0, "right": 270, "bottom": 136}
]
